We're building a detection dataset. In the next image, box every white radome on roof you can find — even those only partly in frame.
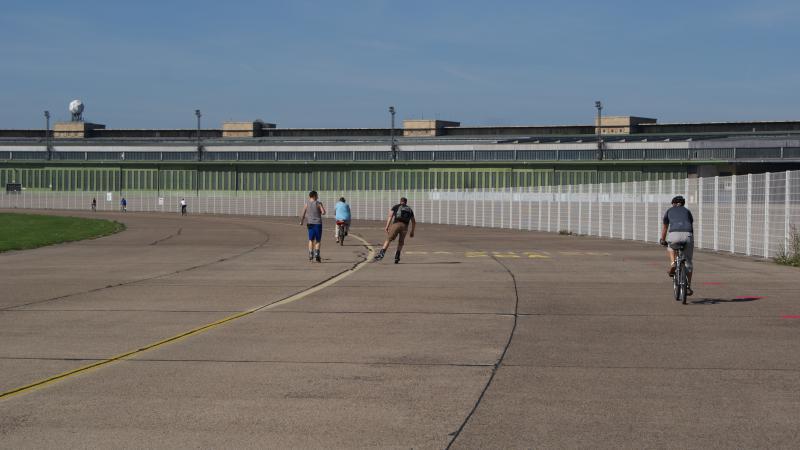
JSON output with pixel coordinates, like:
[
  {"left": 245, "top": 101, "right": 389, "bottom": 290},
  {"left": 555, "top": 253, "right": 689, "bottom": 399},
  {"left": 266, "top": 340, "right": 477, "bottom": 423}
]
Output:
[{"left": 69, "top": 99, "right": 84, "bottom": 115}]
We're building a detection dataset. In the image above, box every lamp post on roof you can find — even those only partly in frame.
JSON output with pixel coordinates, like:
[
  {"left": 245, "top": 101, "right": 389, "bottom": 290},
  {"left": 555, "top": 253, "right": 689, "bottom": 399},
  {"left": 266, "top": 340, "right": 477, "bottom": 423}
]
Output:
[
  {"left": 195, "top": 109, "right": 202, "bottom": 161},
  {"left": 389, "top": 106, "right": 397, "bottom": 162},
  {"left": 595, "top": 101, "right": 604, "bottom": 161},
  {"left": 44, "top": 110, "right": 51, "bottom": 161}
]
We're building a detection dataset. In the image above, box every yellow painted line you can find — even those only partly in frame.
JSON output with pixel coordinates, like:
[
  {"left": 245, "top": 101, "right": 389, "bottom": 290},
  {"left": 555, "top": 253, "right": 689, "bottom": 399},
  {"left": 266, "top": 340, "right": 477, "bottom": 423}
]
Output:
[
  {"left": 405, "top": 251, "right": 428, "bottom": 254},
  {"left": 433, "top": 251, "right": 452, "bottom": 254},
  {"left": 492, "top": 252, "right": 520, "bottom": 258},
  {"left": 524, "top": 252, "right": 550, "bottom": 259},
  {"left": 465, "top": 251, "right": 489, "bottom": 257},
  {"left": 0, "top": 234, "right": 375, "bottom": 402}
]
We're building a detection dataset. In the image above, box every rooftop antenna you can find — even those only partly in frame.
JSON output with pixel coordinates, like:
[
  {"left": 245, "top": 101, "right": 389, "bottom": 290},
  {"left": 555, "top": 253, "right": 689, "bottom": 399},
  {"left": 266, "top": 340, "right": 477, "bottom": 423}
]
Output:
[{"left": 69, "top": 99, "right": 84, "bottom": 122}]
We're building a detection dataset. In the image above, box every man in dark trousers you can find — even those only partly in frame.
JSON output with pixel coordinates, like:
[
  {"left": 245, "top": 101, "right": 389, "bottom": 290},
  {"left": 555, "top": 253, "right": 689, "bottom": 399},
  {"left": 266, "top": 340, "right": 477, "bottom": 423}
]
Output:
[{"left": 374, "top": 196, "right": 416, "bottom": 264}]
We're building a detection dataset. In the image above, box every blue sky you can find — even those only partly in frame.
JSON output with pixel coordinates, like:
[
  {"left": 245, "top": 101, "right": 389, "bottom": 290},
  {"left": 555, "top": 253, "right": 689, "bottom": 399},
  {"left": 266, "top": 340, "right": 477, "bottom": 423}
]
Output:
[{"left": 1, "top": 0, "right": 799, "bottom": 128}]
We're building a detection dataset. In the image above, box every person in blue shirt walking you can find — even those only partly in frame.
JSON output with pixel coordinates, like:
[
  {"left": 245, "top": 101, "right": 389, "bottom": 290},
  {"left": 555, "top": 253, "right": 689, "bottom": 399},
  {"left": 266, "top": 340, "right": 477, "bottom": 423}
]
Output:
[{"left": 333, "top": 197, "right": 351, "bottom": 243}]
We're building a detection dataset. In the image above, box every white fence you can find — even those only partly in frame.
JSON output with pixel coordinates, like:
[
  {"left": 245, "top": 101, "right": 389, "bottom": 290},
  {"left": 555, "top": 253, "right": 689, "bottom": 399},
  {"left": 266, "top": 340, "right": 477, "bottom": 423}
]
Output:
[{"left": 3, "top": 170, "right": 799, "bottom": 259}]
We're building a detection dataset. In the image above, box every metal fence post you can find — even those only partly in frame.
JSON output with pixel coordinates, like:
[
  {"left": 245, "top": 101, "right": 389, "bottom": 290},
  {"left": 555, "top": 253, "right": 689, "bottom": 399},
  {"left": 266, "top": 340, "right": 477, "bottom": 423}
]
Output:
[
  {"left": 644, "top": 180, "right": 650, "bottom": 242},
  {"left": 547, "top": 185, "right": 552, "bottom": 232},
  {"left": 527, "top": 186, "right": 532, "bottom": 231},
  {"left": 578, "top": 184, "right": 583, "bottom": 235},
  {"left": 785, "top": 171, "right": 791, "bottom": 253},
  {"left": 537, "top": 185, "right": 543, "bottom": 231},
  {"left": 746, "top": 174, "right": 752, "bottom": 256},
  {"left": 730, "top": 175, "right": 737, "bottom": 253},
  {"left": 621, "top": 182, "right": 627, "bottom": 240},
  {"left": 764, "top": 172, "right": 770, "bottom": 257},
  {"left": 588, "top": 183, "right": 593, "bottom": 236},
  {"left": 713, "top": 176, "right": 719, "bottom": 251},
  {"left": 557, "top": 184, "right": 562, "bottom": 232},
  {"left": 597, "top": 183, "right": 603, "bottom": 237},
  {"left": 609, "top": 182, "right": 614, "bottom": 239},
  {"left": 697, "top": 179, "right": 703, "bottom": 249}
]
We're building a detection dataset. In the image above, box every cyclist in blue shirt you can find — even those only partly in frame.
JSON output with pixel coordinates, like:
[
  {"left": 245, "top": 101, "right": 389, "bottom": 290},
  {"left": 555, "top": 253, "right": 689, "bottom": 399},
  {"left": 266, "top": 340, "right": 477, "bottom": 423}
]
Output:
[{"left": 334, "top": 197, "right": 351, "bottom": 243}]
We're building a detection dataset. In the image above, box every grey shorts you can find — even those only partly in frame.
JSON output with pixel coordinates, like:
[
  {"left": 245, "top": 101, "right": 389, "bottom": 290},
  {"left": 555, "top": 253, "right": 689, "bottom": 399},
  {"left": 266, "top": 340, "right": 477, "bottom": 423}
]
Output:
[{"left": 667, "top": 232, "right": 694, "bottom": 272}]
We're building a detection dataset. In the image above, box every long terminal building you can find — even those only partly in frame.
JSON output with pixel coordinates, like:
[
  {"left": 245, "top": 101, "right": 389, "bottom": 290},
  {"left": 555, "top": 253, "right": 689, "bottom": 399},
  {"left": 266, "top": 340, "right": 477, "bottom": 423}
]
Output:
[{"left": 2, "top": 115, "right": 800, "bottom": 192}]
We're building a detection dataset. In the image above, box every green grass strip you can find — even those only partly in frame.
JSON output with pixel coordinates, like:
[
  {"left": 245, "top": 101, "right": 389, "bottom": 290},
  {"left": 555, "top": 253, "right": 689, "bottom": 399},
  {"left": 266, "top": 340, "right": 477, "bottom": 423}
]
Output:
[{"left": 0, "top": 213, "right": 125, "bottom": 253}]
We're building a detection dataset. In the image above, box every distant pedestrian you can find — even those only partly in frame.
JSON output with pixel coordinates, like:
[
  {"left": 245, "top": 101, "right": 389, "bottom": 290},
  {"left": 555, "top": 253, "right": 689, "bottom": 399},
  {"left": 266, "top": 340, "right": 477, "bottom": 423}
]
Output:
[
  {"left": 91, "top": 197, "right": 97, "bottom": 212},
  {"left": 121, "top": 197, "right": 127, "bottom": 212},
  {"left": 180, "top": 198, "right": 187, "bottom": 216},
  {"left": 374, "top": 196, "right": 416, "bottom": 264},
  {"left": 299, "top": 190, "right": 326, "bottom": 262}
]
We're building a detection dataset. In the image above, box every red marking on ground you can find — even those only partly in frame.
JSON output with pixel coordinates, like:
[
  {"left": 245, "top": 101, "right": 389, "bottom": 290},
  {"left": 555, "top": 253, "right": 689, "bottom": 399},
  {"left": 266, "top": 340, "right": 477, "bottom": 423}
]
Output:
[
  {"left": 702, "top": 282, "right": 722, "bottom": 286},
  {"left": 735, "top": 296, "right": 763, "bottom": 300},
  {"left": 781, "top": 315, "right": 800, "bottom": 319}
]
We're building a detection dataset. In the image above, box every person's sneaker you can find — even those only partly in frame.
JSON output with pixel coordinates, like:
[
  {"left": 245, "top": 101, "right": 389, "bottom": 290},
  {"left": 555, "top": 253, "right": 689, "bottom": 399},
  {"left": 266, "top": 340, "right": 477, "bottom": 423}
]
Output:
[
  {"left": 668, "top": 264, "right": 676, "bottom": 277},
  {"left": 686, "top": 286, "right": 694, "bottom": 296},
  {"left": 309, "top": 252, "right": 314, "bottom": 261},
  {"left": 374, "top": 250, "right": 385, "bottom": 261}
]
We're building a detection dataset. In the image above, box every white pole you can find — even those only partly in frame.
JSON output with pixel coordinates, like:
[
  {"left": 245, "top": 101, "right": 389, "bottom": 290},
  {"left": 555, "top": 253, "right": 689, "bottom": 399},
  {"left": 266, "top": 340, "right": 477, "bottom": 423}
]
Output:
[
  {"left": 746, "top": 174, "right": 752, "bottom": 256},
  {"left": 567, "top": 184, "right": 572, "bottom": 233},
  {"left": 473, "top": 187, "right": 477, "bottom": 227},
  {"left": 697, "top": 178, "right": 703, "bottom": 249},
  {"left": 482, "top": 189, "right": 486, "bottom": 228},
  {"left": 537, "top": 185, "right": 543, "bottom": 231},
  {"left": 785, "top": 171, "right": 791, "bottom": 254},
  {"left": 730, "top": 175, "right": 737, "bottom": 253},
  {"left": 644, "top": 180, "right": 650, "bottom": 242},
  {"left": 528, "top": 186, "right": 532, "bottom": 231},
  {"left": 547, "top": 185, "right": 552, "bottom": 232},
  {"left": 609, "top": 182, "right": 614, "bottom": 239},
  {"left": 598, "top": 183, "right": 603, "bottom": 237},
  {"left": 587, "top": 183, "right": 593, "bottom": 236},
  {"left": 622, "top": 182, "right": 628, "bottom": 240},
  {"left": 764, "top": 172, "right": 771, "bottom": 258},
  {"left": 714, "top": 176, "right": 719, "bottom": 251},
  {"left": 557, "top": 184, "right": 562, "bottom": 232},
  {"left": 578, "top": 184, "right": 583, "bottom": 235}
]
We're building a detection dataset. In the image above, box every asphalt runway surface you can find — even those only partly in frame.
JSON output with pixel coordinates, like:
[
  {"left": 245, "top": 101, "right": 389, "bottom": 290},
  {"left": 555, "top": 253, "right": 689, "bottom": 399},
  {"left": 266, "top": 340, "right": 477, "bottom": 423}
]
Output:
[{"left": 1, "top": 210, "right": 798, "bottom": 449}]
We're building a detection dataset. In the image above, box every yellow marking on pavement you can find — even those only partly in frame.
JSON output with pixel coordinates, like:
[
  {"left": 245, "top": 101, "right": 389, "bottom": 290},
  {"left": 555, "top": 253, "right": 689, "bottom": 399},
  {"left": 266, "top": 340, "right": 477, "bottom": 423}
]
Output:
[
  {"left": 405, "top": 251, "right": 428, "bottom": 254},
  {"left": 433, "top": 251, "right": 452, "bottom": 254},
  {"left": 0, "top": 234, "right": 375, "bottom": 402},
  {"left": 492, "top": 252, "right": 520, "bottom": 258},
  {"left": 524, "top": 252, "right": 550, "bottom": 259},
  {"left": 465, "top": 251, "right": 489, "bottom": 257}
]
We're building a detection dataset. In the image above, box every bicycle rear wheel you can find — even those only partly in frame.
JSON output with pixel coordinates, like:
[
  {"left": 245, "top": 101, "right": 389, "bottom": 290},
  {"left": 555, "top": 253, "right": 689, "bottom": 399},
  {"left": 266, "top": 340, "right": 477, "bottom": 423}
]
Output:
[
  {"left": 673, "top": 264, "right": 681, "bottom": 301},
  {"left": 678, "top": 261, "right": 688, "bottom": 304}
]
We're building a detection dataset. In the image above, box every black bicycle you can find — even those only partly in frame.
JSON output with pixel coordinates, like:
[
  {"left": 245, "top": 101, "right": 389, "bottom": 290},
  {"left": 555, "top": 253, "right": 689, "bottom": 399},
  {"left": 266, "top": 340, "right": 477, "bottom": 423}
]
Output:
[{"left": 663, "top": 240, "right": 689, "bottom": 304}]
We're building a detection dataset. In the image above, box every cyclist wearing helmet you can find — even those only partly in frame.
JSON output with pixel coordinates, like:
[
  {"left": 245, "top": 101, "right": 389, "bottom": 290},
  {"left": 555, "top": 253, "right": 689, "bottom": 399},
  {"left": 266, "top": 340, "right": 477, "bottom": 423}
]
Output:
[{"left": 659, "top": 195, "right": 694, "bottom": 295}]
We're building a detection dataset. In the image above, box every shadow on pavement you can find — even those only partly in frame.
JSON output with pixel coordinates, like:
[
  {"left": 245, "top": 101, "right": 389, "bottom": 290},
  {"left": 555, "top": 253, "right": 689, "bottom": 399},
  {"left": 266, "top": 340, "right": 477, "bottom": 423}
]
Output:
[{"left": 690, "top": 297, "right": 763, "bottom": 305}]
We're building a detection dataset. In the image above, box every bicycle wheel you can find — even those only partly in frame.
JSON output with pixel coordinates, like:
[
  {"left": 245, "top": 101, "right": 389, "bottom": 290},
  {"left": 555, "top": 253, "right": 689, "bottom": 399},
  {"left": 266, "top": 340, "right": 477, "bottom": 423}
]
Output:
[
  {"left": 338, "top": 227, "right": 345, "bottom": 245},
  {"left": 678, "top": 261, "right": 688, "bottom": 304},
  {"left": 673, "top": 263, "right": 681, "bottom": 301}
]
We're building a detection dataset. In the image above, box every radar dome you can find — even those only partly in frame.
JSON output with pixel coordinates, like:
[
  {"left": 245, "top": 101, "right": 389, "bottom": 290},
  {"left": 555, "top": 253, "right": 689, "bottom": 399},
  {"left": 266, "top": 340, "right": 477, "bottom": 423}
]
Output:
[{"left": 69, "top": 100, "right": 84, "bottom": 115}]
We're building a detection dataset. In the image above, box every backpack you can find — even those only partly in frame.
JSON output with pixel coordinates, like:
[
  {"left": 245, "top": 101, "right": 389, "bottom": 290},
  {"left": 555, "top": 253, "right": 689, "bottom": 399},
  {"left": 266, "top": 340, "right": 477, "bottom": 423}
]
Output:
[{"left": 395, "top": 204, "right": 413, "bottom": 223}]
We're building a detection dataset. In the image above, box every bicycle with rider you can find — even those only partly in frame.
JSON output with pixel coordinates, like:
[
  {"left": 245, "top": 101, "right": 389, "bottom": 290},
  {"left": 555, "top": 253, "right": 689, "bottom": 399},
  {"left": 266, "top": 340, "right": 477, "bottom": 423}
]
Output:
[
  {"left": 660, "top": 195, "right": 695, "bottom": 296},
  {"left": 334, "top": 197, "right": 351, "bottom": 243}
]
